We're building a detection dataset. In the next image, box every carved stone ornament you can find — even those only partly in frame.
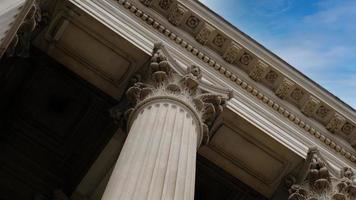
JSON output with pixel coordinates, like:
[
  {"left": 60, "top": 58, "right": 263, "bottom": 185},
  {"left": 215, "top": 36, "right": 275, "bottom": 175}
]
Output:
[
  {"left": 223, "top": 42, "right": 242, "bottom": 64},
  {"left": 118, "top": 43, "right": 231, "bottom": 145},
  {"left": 275, "top": 78, "right": 295, "bottom": 99},
  {"left": 316, "top": 105, "right": 331, "bottom": 119},
  {"left": 249, "top": 60, "right": 269, "bottom": 81},
  {"left": 158, "top": 0, "right": 173, "bottom": 10},
  {"left": 139, "top": 0, "right": 153, "bottom": 7},
  {"left": 212, "top": 33, "right": 226, "bottom": 48},
  {"left": 195, "top": 23, "right": 215, "bottom": 45},
  {"left": 186, "top": 15, "right": 200, "bottom": 29},
  {"left": 168, "top": 4, "right": 187, "bottom": 26},
  {"left": 302, "top": 96, "right": 320, "bottom": 117},
  {"left": 265, "top": 70, "right": 279, "bottom": 84},
  {"left": 342, "top": 123, "right": 355, "bottom": 136},
  {"left": 287, "top": 148, "right": 356, "bottom": 200},
  {"left": 290, "top": 87, "right": 305, "bottom": 102},
  {"left": 326, "top": 113, "right": 346, "bottom": 133}
]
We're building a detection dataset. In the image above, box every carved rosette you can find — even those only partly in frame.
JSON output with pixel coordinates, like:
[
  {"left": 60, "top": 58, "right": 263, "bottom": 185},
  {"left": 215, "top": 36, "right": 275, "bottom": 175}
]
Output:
[
  {"left": 124, "top": 44, "right": 230, "bottom": 145},
  {"left": 287, "top": 148, "right": 356, "bottom": 200}
]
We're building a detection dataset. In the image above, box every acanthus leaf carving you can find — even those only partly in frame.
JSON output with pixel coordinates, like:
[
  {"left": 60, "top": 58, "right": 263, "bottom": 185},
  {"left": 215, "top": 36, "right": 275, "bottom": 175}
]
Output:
[
  {"left": 123, "top": 43, "right": 231, "bottom": 145},
  {"left": 287, "top": 148, "right": 356, "bottom": 200}
]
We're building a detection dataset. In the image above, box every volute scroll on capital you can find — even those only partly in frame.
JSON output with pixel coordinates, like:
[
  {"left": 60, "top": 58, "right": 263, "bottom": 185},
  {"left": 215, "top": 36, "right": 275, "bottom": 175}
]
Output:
[
  {"left": 286, "top": 147, "right": 356, "bottom": 200},
  {"left": 122, "top": 43, "right": 232, "bottom": 145}
]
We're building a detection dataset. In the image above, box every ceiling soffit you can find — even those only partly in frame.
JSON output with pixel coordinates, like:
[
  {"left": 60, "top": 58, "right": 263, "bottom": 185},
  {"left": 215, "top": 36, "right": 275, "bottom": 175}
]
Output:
[{"left": 106, "top": 0, "right": 356, "bottom": 164}]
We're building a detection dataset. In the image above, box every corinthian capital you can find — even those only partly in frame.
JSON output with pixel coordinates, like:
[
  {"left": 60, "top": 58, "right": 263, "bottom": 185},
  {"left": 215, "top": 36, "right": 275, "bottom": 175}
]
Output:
[
  {"left": 287, "top": 148, "right": 356, "bottom": 200},
  {"left": 123, "top": 43, "right": 232, "bottom": 145}
]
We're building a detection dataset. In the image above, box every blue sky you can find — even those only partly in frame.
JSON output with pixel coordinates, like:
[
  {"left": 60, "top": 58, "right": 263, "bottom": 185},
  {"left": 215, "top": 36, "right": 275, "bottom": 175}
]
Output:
[{"left": 200, "top": 0, "right": 356, "bottom": 109}]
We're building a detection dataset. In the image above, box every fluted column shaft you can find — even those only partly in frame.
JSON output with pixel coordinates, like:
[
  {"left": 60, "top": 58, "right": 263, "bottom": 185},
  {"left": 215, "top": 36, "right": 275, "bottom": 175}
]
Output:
[{"left": 101, "top": 97, "right": 201, "bottom": 200}]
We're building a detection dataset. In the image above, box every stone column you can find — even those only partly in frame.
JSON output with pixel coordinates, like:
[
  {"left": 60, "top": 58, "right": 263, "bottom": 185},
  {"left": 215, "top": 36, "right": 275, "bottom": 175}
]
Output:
[{"left": 101, "top": 44, "right": 230, "bottom": 200}]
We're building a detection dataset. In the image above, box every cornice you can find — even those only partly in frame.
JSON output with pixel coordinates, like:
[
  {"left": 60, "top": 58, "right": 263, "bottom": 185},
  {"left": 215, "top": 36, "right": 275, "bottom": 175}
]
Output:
[{"left": 68, "top": 0, "right": 356, "bottom": 167}]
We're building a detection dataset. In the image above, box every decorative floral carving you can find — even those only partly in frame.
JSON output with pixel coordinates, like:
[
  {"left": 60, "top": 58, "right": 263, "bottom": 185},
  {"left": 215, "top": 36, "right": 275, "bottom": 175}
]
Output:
[
  {"left": 316, "top": 105, "right": 331, "bottom": 119},
  {"left": 265, "top": 70, "right": 279, "bottom": 84},
  {"left": 195, "top": 23, "right": 215, "bottom": 45},
  {"left": 249, "top": 60, "right": 269, "bottom": 81},
  {"left": 301, "top": 96, "right": 320, "bottom": 117},
  {"left": 342, "top": 122, "right": 354, "bottom": 135},
  {"left": 275, "top": 78, "right": 295, "bottom": 99},
  {"left": 326, "top": 113, "right": 346, "bottom": 133},
  {"left": 290, "top": 88, "right": 305, "bottom": 102},
  {"left": 123, "top": 44, "right": 230, "bottom": 144},
  {"left": 139, "top": 0, "right": 153, "bottom": 6},
  {"left": 212, "top": 33, "right": 226, "bottom": 48},
  {"left": 287, "top": 148, "right": 356, "bottom": 200},
  {"left": 239, "top": 52, "right": 253, "bottom": 66},
  {"left": 223, "top": 42, "right": 242, "bottom": 64},
  {"left": 186, "top": 15, "right": 200, "bottom": 29},
  {"left": 168, "top": 4, "right": 187, "bottom": 26},
  {"left": 159, "top": 0, "right": 173, "bottom": 10}
]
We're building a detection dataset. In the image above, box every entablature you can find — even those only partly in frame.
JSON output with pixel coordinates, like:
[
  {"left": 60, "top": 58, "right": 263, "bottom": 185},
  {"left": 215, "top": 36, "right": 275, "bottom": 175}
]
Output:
[
  {"left": 66, "top": 0, "right": 356, "bottom": 169},
  {"left": 134, "top": 0, "right": 356, "bottom": 152}
]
